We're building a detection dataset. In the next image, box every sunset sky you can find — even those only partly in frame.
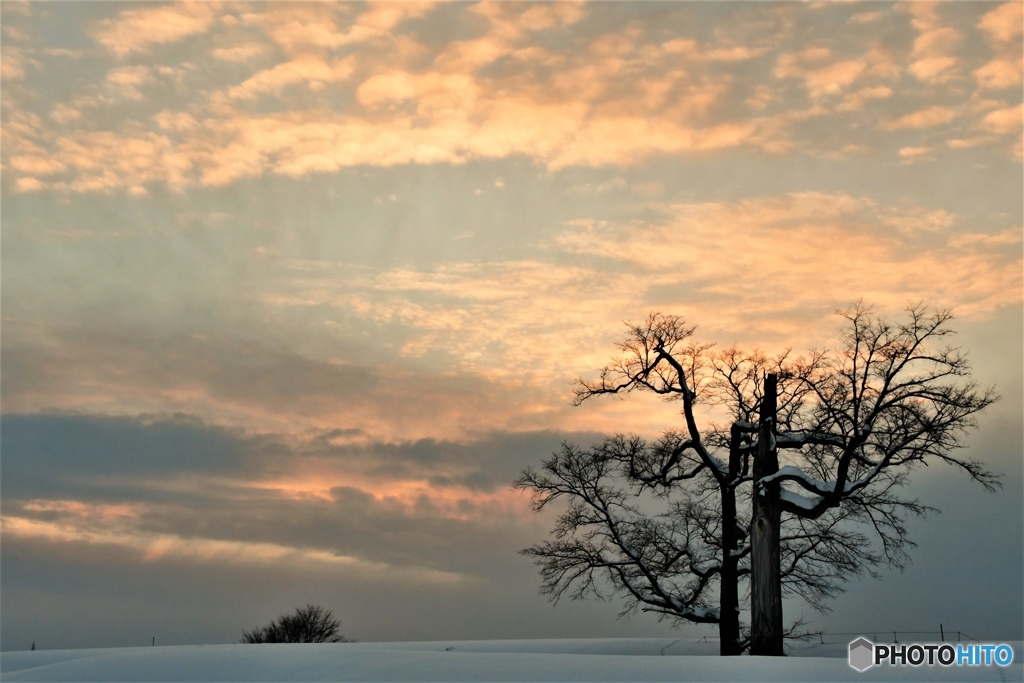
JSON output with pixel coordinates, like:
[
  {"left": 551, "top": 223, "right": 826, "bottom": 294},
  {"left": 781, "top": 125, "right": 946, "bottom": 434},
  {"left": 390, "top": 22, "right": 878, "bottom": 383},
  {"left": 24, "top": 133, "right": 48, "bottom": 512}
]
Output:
[{"left": 1, "top": 1, "right": 1021, "bottom": 650}]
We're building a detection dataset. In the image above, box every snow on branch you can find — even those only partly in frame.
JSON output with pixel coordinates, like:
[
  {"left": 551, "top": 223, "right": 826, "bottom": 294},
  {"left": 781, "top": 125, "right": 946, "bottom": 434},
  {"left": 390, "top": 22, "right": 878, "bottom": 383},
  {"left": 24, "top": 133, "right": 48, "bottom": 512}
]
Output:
[{"left": 779, "top": 487, "right": 824, "bottom": 512}]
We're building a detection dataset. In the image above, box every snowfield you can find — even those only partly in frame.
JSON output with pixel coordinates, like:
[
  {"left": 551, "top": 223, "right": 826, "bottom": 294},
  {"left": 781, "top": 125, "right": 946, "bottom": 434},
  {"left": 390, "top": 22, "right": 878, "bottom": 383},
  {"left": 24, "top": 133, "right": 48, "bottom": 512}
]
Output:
[{"left": 2, "top": 638, "right": 1020, "bottom": 682}]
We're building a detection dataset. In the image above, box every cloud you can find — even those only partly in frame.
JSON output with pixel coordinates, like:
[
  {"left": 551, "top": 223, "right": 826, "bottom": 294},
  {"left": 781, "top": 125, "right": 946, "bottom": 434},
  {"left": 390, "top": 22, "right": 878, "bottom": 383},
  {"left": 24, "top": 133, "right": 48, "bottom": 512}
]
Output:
[
  {"left": 1, "top": 513, "right": 463, "bottom": 583},
  {"left": 1, "top": 47, "right": 24, "bottom": 79},
  {"left": 433, "top": 1, "right": 585, "bottom": 72},
  {"left": 977, "top": 2, "right": 1023, "bottom": 44},
  {"left": 0, "top": 320, "right": 577, "bottom": 442},
  {"left": 971, "top": 2, "right": 1023, "bottom": 108},
  {"left": 987, "top": 103, "right": 1023, "bottom": 139},
  {"left": 974, "top": 59, "right": 1022, "bottom": 90},
  {"left": 898, "top": 146, "right": 935, "bottom": 162},
  {"left": 227, "top": 56, "right": 356, "bottom": 100},
  {"left": 0, "top": 414, "right": 255, "bottom": 498},
  {"left": 49, "top": 102, "right": 84, "bottom": 124},
  {"left": 91, "top": 3, "right": 219, "bottom": 57},
  {"left": 746, "top": 85, "right": 776, "bottom": 111},
  {"left": 946, "top": 136, "right": 992, "bottom": 149},
  {"left": 554, "top": 192, "right": 1021, "bottom": 325},
  {"left": 279, "top": 258, "right": 657, "bottom": 405},
  {"left": 774, "top": 50, "right": 868, "bottom": 99},
  {"left": 1, "top": 1, "right": 32, "bottom": 19},
  {"left": 837, "top": 85, "right": 893, "bottom": 112},
  {"left": 0, "top": 3, "right": 772, "bottom": 191},
  {"left": 878, "top": 105, "right": 957, "bottom": 131},
  {"left": 5, "top": 2, "right": 1020, "bottom": 194},
  {"left": 978, "top": 103, "right": 1023, "bottom": 136},
  {"left": 106, "top": 65, "right": 153, "bottom": 100},
  {"left": 14, "top": 177, "right": 44, "bottom": 192},
  {"left": 904, "top": 2, "right": 962, "bottom": 84},
  {"left": 0, "top": 413, "right": 589, "bottom": 502},
  {"left": 9, "top": 153, "right": 67, "bottom": 176},
  {"left": 0, "top": 413, "right": 600, "bottom": 584},
  {"left": 848, "top": 11, "right": 882, "bottom": 25},
  {"left": 661, "top": 39, "right": 765, "bottom": 63},
  {"left": 210, "top": 43, "right": 267, "bottom": 63},
  {"left": 48, "top": 131, "right": 193, "bottom": 192},
  {"left": 40, "top": 94, "right": 760, "bottom": 191},
  {"left": 241, "top": 2, "right": 436, "bottom": 55}
]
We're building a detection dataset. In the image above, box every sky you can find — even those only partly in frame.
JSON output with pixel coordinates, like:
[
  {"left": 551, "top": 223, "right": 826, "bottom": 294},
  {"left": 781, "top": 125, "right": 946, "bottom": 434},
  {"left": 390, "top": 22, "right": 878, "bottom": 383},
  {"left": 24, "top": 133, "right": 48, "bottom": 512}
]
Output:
[{"left": 0, "top": 0, "right": 1021, "bottom": 652}]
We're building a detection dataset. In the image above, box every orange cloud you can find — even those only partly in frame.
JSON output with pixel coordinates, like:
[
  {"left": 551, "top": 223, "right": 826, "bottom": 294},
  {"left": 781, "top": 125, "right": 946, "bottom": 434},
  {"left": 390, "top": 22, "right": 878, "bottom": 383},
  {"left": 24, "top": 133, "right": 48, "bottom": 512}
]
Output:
[
  {"left": 977, "top": 2, "right": 1023, "bottom": 44},
  {"left": 661, "top": 38, "right": 765, "bottom": 63},
  {"left": 227, "top": 55, "right": 356, "bottom": 100},
  {"left": 974, "top": 58, "right": 1023, "bottom": 90},
  {"left": 904, "top": 2, "right": 962, "bottom": 84},
  {"left": 837, "top": 85, "right": 893, "bottom": 112},
  {"left": 898, "top": 145, "right": 935, "bottom": 162},
  {"left": 0, "top": 44, "right": 30, "bottom": 80},
  {"left": 5, "top": 2, "right": 1019, "bottom": 194},
  {"left": 105, "top": 65, "right": 153, "bottom": 100},
  {"left": 878, "top": 105, "right": 957, "bottom": 131},
  {"left": 972, "top": 2, "right": 1023, "bottom": 106},
  {"left": 946, "top": 136, "right": 992, "bottom": 149},
  {"left": 91, "top": 3, "right": 219, "bottom": 57},
  {"left": 240, "top": 2, "right": 436, "bottom": 55},
  {"left": 554, "top": 192, "right": 1021, "bottom": 324},
  {"left": 978, "top": 103, "right": 1023, "bottom": 140}
]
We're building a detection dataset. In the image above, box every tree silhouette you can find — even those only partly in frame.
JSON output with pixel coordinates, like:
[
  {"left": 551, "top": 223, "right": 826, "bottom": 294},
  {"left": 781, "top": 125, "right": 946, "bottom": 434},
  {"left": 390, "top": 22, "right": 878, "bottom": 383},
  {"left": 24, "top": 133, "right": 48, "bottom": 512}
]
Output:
[
  {"left": 746, "top": 304, "right": 997, "bottom": 655},
  {"left": 516, "top": 305, "right": 997, "bottom": 656},
  {"left": 242, "top": 604, "right": 351, "bottom": 644}
]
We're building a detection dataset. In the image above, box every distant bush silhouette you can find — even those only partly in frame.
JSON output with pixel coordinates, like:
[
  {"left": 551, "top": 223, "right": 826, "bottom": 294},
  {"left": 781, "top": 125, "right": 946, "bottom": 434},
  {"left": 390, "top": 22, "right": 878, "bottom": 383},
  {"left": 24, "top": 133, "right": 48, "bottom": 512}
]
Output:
[{"left": 242, "top": 604, "right": 351, "bottom": 643}]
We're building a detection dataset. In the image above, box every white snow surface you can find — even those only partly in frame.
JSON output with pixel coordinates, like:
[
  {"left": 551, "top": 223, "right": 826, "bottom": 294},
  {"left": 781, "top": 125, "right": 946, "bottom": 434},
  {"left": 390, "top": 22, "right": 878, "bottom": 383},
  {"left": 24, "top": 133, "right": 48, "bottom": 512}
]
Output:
[{"left": 3, "top": 638, "right": 1021, "bottom": 682}]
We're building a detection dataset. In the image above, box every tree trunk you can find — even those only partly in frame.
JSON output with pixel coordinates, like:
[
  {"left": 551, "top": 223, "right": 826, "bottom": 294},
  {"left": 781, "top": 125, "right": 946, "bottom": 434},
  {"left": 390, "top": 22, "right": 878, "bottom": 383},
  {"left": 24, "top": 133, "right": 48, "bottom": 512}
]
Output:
[
  {"left": 717, "top": 425, "right": 742, "bottom": 656},
  {"left": 750, "top": 373, "right": 784, "bottom": 656}
]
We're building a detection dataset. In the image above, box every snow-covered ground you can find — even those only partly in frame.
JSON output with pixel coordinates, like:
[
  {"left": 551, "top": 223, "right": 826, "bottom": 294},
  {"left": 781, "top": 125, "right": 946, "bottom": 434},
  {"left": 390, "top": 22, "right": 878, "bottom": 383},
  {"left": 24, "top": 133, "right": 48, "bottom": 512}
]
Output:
[{"left": 2, "top": 638, "right": 1020, "bottom": 682}]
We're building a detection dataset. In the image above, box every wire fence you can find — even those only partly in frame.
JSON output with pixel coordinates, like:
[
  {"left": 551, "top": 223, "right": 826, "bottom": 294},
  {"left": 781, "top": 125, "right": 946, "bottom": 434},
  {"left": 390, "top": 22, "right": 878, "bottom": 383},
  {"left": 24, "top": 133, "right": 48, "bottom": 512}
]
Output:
[{"left": 799, "top": 627, "right": 981, "bottom": 645}]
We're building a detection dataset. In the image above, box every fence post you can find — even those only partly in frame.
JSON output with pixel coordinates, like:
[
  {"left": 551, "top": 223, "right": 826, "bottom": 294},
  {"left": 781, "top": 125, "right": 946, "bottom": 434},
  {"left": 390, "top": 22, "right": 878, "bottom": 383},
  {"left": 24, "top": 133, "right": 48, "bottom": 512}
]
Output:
[
  {"left": 894, "top": 632, "right": 898, "bottom": 643},
  {"left": 940, "top": 624, "right": 944, "bottom": 642}
]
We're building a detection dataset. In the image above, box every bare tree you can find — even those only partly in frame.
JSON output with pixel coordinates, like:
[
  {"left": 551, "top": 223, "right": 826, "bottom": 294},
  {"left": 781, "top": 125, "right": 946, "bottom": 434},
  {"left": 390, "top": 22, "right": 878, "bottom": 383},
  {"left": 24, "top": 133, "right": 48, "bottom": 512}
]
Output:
[
  {"left": 747, "top": 304, "right": 998, "bottom": 655},
  {"left": 516, "top": 314, "right": 890, "bottom": 655},
  {"left": 242, "top": 604, "right": 351, "bottom": 644},
  {"left": 515, "top": 437, "right": 727, "bottom": 630}
]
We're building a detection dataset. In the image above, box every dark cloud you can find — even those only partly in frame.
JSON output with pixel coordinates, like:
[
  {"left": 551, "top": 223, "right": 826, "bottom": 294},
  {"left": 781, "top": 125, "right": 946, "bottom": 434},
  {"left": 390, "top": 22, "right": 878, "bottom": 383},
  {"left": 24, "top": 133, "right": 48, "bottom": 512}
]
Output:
[
  {"left": 311, "top": 430, "right": 600, "bottom": 493},
  {"left": 0, "top": 411, "right": 602, "bottom": 571},
  {"left": 1, "top": 413, "right": 262, "bottom": 500}
]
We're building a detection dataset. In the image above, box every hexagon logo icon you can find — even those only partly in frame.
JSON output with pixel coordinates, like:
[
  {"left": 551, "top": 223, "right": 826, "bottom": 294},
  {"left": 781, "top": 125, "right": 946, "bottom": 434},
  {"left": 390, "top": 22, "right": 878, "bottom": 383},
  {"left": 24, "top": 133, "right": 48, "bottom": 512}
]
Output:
[{"left": 849, "top": 638, "right": 874, "bottom": 671}]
